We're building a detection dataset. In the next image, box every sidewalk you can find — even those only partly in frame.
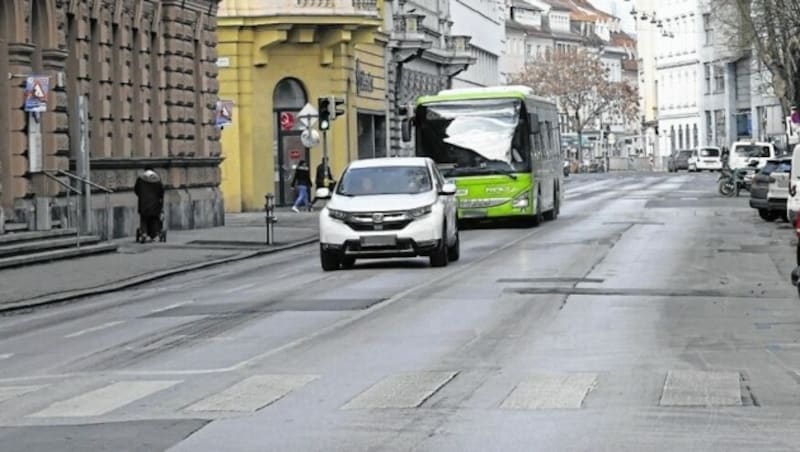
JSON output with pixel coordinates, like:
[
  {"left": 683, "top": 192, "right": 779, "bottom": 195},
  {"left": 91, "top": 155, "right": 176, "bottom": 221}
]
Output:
[{"left": 0, "top": 209, "right": 320, "bottom": 311}]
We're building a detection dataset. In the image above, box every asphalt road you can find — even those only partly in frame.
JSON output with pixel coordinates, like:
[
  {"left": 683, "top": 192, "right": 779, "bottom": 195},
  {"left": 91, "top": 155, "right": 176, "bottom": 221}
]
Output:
[{"left": 1, "top": 171, "right": 799, "bottom": 451}]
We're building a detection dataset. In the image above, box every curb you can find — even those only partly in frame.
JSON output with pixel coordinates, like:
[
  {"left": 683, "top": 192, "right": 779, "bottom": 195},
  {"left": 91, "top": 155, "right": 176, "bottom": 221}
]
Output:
[{"left": 0, "top": 236, "right": 318, "bottom": 314}]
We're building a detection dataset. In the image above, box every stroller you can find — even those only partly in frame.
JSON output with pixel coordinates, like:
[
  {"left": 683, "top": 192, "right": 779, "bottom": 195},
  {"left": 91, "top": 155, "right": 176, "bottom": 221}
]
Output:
[{"left": 135, "top": 210, "right": 167, "bottom": 243}]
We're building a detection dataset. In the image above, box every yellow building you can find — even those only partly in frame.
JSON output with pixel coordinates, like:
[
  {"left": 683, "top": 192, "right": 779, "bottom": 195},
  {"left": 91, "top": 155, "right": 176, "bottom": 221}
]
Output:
[{"left": 217, "top": 0, "right": 386, "bottom": 211}]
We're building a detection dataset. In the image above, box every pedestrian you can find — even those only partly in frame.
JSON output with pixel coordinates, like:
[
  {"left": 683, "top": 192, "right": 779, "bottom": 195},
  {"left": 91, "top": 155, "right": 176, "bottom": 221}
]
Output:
[
  {"left": 134, "top": 167, "right": 165, "bottom": 241},
  {"left": 291, "top": 160, "right": 312, "bottom": 213},
  {"left": 310, "top": 160, "right": 334, "bottom": 208}
]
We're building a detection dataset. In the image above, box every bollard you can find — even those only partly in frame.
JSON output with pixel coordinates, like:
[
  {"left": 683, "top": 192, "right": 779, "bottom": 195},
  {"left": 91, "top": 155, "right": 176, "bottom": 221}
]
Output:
[{"left": 265, "top": 193, "right": 277, "bottom": 245}]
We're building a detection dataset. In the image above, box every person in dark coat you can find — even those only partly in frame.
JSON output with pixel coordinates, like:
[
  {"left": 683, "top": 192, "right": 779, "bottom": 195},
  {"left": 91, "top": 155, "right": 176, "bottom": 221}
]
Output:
[
  {"left": 134, "top": 168, "right": 165, "bottom": 240},
  {"left": 291, "top": 160, "right": 312, "bottom": 212},
  {"left": 310, "top": 160, "right": 334, "bottom": 207}
]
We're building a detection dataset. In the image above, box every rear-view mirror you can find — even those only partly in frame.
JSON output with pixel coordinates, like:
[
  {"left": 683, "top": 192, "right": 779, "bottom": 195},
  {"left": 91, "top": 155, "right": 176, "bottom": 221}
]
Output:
[
  {"left": 315, "top": 187, "right": 331, "bottom": 200},
  {"left": 440, "top": 182, "right": 457, "bottom": 196}
]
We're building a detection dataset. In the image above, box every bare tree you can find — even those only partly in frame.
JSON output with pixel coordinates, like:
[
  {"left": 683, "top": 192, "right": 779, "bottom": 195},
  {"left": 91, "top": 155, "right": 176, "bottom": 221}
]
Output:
[
  {"left": 511, "top": 49, "right": 639, "bottom": 162},
  {"left": 714, "top": 0, "right": 800, "bottom": 114}
]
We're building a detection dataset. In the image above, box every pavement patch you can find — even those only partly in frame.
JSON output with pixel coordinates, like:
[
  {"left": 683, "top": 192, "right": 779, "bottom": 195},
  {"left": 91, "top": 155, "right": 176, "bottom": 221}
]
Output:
[
  {"left": 29, "top": 380, "right": 181, "bottom": 418},
  {"left": 500, "top": 374, "right": 597, "bottom": 410},
  {"left": 659, "top": 370, "right": 742, "bottom": 407},
  {"left": 505, "top": 287, "right": 737, "bottom": 298},
  {"left": 342, "top": 371, "right": 458, "bottom": 409},
  {"left": 497, "top": 277, "right": 605, "bottom": 284},
  {"left": 0, "top": 385, "right": 46, "bottom": 404},
  {"left": 145, "top": 298, "right": 388, "bottom": 317},
  {"left": 185, "top": 374, "right": 318, "bottom": 413}
]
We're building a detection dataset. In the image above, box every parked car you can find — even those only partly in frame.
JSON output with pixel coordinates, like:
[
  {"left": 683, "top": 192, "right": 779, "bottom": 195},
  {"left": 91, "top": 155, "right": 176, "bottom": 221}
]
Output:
[
  {"left": 729, "top": 140, "right": 777, "bottom": 170},
  {"left": 749, "top": 157, "right": 791, "bottom": 221},
  {"left": 316, "top": 157, "right": 459, "bottom": 271},
  {"left": 786, "top": 144, "right": 800, "bottom": 223},
  {"left": 667, "top": 150, "right": 693, "bottom": 172},
  {"left": 688, "top": 146, "right": 723, "bottom": 171}
]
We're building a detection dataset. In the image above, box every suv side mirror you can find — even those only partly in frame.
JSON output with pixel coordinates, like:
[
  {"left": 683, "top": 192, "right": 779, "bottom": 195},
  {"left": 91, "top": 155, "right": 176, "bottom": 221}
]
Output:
[
  {"left": 401, "top": 119, "right": 412, "bottom": 142},
  {"left": 439, "top": 182, "right": 457, "bottom": 196},
  {"left": 315, "top": 187, "right": 332, "bottom": 200}
]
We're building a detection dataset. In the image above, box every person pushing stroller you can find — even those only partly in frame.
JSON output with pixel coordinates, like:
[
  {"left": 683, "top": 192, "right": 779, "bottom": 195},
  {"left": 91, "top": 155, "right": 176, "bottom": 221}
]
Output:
[{"left": 134, "top": 167, "right": 166, "bottom": 242}]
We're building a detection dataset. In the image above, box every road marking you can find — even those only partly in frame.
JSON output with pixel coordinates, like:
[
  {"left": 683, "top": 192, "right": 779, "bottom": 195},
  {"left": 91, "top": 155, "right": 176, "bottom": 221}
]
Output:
[
  {"left": 0, "top": 385, "right": 46, "bottom": 403},
  {"left": 0, "top": 353, "right": 13, "bottom": 360},
  {"left": 186, "top": 374, "right": 318, "bottom": 412},
  {"left": 64, "top": 321, "right": 125, "bottom": 338},
  {"left": 501, "top": 374, "right": 597, "bottom": 410},
  {"left": 149, "top": 300, "right": 193, "bottom": 314},
  {"left": 28, "top": 380, "right": 181, "bottom": 418},
  {"left": 342, "top": 371, "right": 458, "bottom": 409},
  {"left": 659, "top": 370, "right": 741, "bottom": 407},
  {"left": 223, "top": 283, "right": 256, "bottom": 294}
]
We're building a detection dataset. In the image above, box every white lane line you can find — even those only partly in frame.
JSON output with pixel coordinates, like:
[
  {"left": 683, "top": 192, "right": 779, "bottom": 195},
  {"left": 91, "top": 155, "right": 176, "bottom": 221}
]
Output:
[
  {"left": 223, "top": 283, "right": 256, "bottom": 294},
  {"left": 28, "top": 380, "right": 181, "bottom": 418},
  {"left": 149, "top": 300, "right": 193, "bottom": 314},
  {"left": 64, "top": 321, "right": 125, "bottom": 339},
  {"left": 501, "top": 374, "right": 597, "bottom": 410},
  {"left": 186, "top": 374, "right": 318, "bottom": 412},
  {"left": 0, "top": 385, "right": 46, "bottom": 403},
  {"left": 342, "top": 372, "right": 458, "bottom": 409},
  {"left": 0, "top": 353, "right": 13, "bottom": 360}
]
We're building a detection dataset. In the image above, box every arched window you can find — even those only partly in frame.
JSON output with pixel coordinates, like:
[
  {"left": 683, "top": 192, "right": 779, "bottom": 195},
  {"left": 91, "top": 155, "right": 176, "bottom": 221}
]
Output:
[{"left": 273, "top": 78, "right": 307, "bottom": 110}]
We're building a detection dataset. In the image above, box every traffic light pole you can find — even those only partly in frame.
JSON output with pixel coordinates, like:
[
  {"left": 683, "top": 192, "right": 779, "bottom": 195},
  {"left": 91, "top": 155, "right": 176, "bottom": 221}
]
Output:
[{"left": 322, "top": 129, "right": 329, "bottom": 176}]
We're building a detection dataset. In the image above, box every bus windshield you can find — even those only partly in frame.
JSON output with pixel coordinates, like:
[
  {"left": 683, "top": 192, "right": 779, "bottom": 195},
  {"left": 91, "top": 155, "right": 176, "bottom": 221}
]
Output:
[{"left": 417, "top": 99, "right": 528, "bottom": 178}]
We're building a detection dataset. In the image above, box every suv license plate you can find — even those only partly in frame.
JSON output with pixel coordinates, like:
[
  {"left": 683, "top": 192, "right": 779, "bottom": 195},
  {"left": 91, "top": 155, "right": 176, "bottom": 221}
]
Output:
[{"left": 360, "top": 235, "right": 397, "bottom": 248}]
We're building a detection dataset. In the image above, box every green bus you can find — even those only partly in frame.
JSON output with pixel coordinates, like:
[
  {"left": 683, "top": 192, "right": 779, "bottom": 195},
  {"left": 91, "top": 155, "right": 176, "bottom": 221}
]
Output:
[{"left": 401, "top": 85, "right": 563, "bottom": 225}]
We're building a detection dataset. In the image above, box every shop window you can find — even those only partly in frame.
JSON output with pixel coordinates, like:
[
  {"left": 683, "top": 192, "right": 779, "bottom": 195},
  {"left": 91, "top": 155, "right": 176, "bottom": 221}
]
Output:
[{"left": 357, "top": 113, "right": 386, "bottom": 159}]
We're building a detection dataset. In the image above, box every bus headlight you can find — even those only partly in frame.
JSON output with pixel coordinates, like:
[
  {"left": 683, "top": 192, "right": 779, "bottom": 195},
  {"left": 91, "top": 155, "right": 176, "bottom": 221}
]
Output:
[{"left": 512, "top": 192, "right": 529, "bottom": 208}]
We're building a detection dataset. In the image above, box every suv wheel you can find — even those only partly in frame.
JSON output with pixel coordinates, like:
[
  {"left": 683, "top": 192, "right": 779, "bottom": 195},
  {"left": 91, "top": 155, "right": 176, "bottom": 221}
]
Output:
[
  {"left": 320, "top": 245, "right": 341, "bottom": 271},
  {"left": 447, "top": 230, "right": 460, "bottom": 262},
  {"left": 430, "top": 226, "right": 450, "bottom": 267},
  {"left": 758, "top": 209, "right": 778, "bottom": 222}
]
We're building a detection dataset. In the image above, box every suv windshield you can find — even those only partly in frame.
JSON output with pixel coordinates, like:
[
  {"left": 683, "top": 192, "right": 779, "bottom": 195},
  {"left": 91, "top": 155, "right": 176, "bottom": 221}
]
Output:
[
  {"left": 416, "top": 99, "right": 528, "bottom": 177},
  {"left": 337, "top": 166, "right": 432, "bottom": 196},
  {"left": 735, "top": 145, "right": 771, "bottom": 158},
  {"left": 700, "top": 148, "right": 720, "bottom": 157}
]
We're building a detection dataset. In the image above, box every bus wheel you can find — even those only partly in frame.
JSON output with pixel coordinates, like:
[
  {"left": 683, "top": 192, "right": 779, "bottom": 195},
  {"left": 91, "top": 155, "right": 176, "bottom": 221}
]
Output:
[
  {"left": 531, "top": 192, "right": 544, "bottom": 227},
  {"left": 544, "top": 187, "right": 559, "bottom": 221}
]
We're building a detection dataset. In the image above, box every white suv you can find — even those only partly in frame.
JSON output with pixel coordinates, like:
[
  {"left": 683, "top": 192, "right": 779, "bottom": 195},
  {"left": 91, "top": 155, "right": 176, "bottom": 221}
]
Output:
[{"left": 316, "top": 157, "right": 459, "bottom": 271}]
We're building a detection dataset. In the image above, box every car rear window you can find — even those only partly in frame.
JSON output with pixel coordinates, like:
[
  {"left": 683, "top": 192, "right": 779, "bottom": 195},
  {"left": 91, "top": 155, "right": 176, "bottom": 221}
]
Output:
[
  {"left": 700, "top": 148, "right": 719, "bottom": 157},
  {"left": 760, "top": 161, "right": 779, "bottom": 175},
  {"left": 678, "top": 150, "right": 693, "bottom": 158},
  {"left": 776, "top": 161, "right": 792, "bottom": 173}
]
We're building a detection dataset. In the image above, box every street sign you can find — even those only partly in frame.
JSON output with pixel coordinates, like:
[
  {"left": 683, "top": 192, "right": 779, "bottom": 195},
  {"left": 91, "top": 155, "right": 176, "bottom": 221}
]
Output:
[
  {"left": 280, "top": 112, "right": 296, "bottom": 131},
  {"left": 297, "top": 102, "right": 319, "bottom": 129},
  {"left": 289, "top": 149, "right": 302, "bottom": 160},
  {"left": 24, "top": 75, "right": 49, "bottom": 113},
  {"left": 301, "top": 129, "right": 320, "bottom": 148},
  {"left": 215, "top": 100, "right": 233, "bottom": 128}
]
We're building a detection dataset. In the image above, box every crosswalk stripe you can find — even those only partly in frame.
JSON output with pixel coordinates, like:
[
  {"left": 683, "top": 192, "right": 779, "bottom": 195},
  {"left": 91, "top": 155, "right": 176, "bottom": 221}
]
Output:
[
  {"left": 185, "top": 374, "right": 318, "bottom": 412},
  {"left": 0, "top": 385, "right": 46, "bottom": 404},
  {"left": 342, "top": 371, "right": 458, "bottom": 410},
  {"left": 501, "top": 374, "right": 597, "bottom": 410},
  {"left": 659, "top": 370, "right": 741, "bottom": 407},
  {"left": 28, "top": 380, "right": 181, "bottom": 418}
]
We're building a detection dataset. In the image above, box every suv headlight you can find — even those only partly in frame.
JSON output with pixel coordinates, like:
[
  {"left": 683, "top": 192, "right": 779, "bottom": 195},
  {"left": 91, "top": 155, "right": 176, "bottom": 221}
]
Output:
[
  {"left": 408, "top": 205, "right": 432, "bottom": 218},
  {"left": 328, "top": 209, "right": 349, "bottom": 221}
]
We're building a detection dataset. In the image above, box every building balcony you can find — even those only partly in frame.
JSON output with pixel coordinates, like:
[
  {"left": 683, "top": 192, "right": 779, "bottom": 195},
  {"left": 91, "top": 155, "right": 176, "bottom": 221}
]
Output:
[
  {"left": 219, "top": 0, "right": 380, "bottom": 21},
  {"left": 389, "top": 13, "right": 433, "bottom": 62}
]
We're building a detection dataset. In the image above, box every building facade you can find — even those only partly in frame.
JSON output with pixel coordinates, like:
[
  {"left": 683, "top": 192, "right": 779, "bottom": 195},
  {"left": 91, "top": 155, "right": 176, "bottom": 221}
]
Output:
[
  {"left": 0, "top": 0, "right": 224, "bottom": 236},
  {"left": 385, "top": 0, "right": 475, "bottom": 156},
  {"left": 216, "top": 0, "right": 386, "bottom": 211},
  {"left": 450, "top": 0, "right": 504, "bottom": 88}
]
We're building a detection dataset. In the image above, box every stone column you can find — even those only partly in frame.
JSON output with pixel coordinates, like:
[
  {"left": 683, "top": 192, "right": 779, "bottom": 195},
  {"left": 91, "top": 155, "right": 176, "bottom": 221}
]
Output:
[{"left": 7, "top": 42, "right": 35, "bottom": 213}]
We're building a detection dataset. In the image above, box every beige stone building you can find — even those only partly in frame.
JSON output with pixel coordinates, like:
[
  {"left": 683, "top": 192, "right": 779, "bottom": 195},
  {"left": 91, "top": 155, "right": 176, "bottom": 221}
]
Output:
[{"left": 0, "top": 0, "right": 224, "bottom": 237}]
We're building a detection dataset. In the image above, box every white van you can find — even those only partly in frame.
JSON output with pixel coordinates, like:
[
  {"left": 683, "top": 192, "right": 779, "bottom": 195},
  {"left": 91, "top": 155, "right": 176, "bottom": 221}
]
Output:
[
  {"left": 729, "top": 141, "right": 778, "bottom": 170},
  {"left": 787, "top": 144, "right": 800, "bottom": 222}
]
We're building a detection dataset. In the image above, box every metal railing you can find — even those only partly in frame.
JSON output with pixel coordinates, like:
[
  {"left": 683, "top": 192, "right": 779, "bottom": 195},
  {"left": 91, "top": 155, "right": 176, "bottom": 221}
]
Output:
[{"left": 43, "top": 169, "right": 114, "bottom": 241}]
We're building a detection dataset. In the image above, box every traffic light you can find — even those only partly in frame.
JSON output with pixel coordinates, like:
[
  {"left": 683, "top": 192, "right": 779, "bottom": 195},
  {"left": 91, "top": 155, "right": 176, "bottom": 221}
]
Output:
[
  {"left": 318, "top": 97, "right": 331, "bottom": 131},
  {"left": 332, "top": 97, "right": 345, "bottom": 120}
]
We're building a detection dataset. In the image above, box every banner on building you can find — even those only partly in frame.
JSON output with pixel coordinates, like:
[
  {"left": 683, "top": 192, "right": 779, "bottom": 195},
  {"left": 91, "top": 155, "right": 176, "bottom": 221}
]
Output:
[
  {"left": 215, "top": 100, "right": 234, "bottom": 128},
  {"left": 24, "top": 75, "right": 50, "bottom": 113}
]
